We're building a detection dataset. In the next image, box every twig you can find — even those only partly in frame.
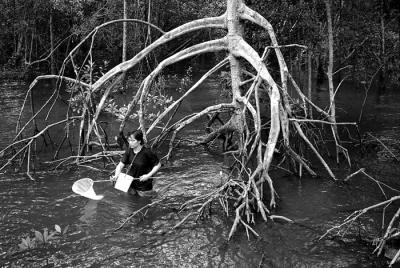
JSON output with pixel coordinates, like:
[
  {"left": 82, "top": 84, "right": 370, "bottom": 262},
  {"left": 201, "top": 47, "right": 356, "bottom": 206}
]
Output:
[
  {"left": 320, "top": 196, "right": 400, "bottom": 240},
  {"left": 360, "top": 169, "right": 400, "bottom": 195},
  {"left": 26, "top": 33, "right": 74, "bottom": 66},
  {"left": 113, "top": 199, "right": 163, "bottom": 232},
  {"left": 240, "top": 218, "right": 259, "bottom": 240},
  {"left": 1, "top": 116, "right": 82, "bottom": 169},
  {"left": 367, "top": 133, "right": 399, "bottom": 162},
  {"left": 173, "top": 212, "right": 195, "bottom": 229},
  {"left": 147, "top": 57, "right": 229, "bottom": 134},
  {"left": 390, "top": 249, "right": 400, "bottom": 267},
  {"left": 269, "top": 215, "right": 293, "bottom": 223},
  {"left": 358, "top": 66, "right": 382, "bottom": 123},
  {"left": 344, "top": 168, "right": 365, "bottom": 181},
  {"left": 376, "top": 207, "right": 400, "bottom": 256},
  {"left": 289, "top": 118, "right": 357, "bottom": 126},
  {"left": 26, "top": 143, "right": 35, "bottom": 181}
]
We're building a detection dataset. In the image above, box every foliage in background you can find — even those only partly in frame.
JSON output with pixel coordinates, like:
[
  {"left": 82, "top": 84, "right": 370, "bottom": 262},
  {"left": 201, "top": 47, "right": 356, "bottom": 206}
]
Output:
[
  {"left": 245, "top": 0, "right": 399, "bottom": 86},
  {"left": 104, "top": 67, "right": 193, "bottom": 124},
  {"left": 1, "top": 0, "right": 398, "bottom": 86},
  {"left": 66, "top": 59, "right": 110, "bottom": 114}
]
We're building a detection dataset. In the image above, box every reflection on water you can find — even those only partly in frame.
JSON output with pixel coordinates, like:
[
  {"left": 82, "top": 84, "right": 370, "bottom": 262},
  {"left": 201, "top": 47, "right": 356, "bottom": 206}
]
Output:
[
  {"left": 1, "top": 80, "right": 398, "bottom": 267},
  {"left": 80, "top": 200, "right": 98, "bottom": 224}
]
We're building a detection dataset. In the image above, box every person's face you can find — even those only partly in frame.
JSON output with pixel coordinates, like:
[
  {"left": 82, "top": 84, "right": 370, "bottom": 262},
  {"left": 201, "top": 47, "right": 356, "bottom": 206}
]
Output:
[{"left": 128, "top": 135, "right": 140, "bottom": 148}]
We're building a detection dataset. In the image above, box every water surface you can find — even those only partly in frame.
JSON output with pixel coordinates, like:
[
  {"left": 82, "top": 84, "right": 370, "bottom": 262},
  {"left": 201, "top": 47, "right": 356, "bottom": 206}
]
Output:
[{"left": 1, "top": 79, "right": 399, "bottom": 267}]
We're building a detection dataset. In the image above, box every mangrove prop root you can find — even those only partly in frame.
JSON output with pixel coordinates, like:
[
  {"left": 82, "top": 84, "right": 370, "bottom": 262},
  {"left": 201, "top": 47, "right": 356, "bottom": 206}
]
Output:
[{"left": 5, "top": 0, "right": 357, "bottom": 239}]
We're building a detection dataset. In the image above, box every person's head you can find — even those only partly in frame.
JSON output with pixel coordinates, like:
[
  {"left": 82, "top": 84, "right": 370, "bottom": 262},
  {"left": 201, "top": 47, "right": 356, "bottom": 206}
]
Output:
[{"left": 126, "top": 130, "right": 144, "bottom": 148}]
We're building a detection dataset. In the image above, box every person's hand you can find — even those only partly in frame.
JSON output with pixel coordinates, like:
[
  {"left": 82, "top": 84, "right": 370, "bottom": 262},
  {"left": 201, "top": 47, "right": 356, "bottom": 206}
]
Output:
[
  {"left": 139, "top": 174, "right": 151, "bottom": 181},
  {"left": 110, "top": 175, "right": 117, "bottom": 182}
]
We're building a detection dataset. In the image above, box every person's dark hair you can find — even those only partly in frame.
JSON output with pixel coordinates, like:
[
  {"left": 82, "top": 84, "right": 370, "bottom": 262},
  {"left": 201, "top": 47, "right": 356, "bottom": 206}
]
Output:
[
  {"left": 116, "top": 131, "right": 128, "bottom": 149},
  {"left": 127, "top": 130, "right": 144, "bottom": 145}
]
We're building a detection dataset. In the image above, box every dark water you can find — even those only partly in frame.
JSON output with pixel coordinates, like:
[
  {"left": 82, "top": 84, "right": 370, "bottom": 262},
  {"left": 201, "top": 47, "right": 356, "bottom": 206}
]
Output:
[{"left": 0, "top": 79, "right": 399, "bottom": 267}]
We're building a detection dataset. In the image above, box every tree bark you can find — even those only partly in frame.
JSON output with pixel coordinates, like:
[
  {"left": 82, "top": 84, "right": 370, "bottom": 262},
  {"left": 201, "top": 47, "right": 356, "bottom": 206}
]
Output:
[
  {"left": 307, "top": 51, "right": 313, "bottom": 118},
  {"left": 122, "top": 0, "right": 127, "bottom": 63},
  {"left": 49, "top": 12, "right": 56, "bottom": 75},
  {"left": 122, "top": 0, "right": 128, "bottom": 92},
  {"left": 378, "top": 0, "right": 386, "bottom": 94},
  {"left": 146, "top": 0, "right": 152, "bottom": 45},
  {"left": 227, "top": 0, "right": 245, "bottom": 152},
  {"left": 324, "top": 0, "right": 341, "bottom": 163}
]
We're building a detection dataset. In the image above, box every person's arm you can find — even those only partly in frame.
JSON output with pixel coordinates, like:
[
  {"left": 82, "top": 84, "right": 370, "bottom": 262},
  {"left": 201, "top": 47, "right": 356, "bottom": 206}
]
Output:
[
  {"left": 139, "top": 162, "right": 161, "bottom": 181},
  {"left": 111, "top": 162, "right": 125, "bottom": 181}
]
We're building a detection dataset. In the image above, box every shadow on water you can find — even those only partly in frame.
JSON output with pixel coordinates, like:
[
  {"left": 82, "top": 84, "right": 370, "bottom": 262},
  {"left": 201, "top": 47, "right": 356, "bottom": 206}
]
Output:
[{"left": 1, "top": 79, "right": 399, "bottom": 267}]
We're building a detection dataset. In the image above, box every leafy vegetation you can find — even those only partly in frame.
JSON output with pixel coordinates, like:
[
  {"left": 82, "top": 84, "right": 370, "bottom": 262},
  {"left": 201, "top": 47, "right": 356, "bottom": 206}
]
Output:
[
  {"left": 1, "top": 0, "right": 398, "bottom": 87},
  {"left": 18, "top": 224, "right": 69, "bottom": 251}
]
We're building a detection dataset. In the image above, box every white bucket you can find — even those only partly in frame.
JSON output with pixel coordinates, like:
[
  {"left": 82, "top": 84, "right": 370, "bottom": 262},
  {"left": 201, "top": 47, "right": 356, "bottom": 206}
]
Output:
[{"left": 114, "top": 173, "right": 135, "bottom": 192}]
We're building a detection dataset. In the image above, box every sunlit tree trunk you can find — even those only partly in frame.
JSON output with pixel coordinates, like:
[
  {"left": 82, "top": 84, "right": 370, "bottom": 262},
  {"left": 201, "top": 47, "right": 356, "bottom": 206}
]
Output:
[
  {"left": 122, "top": 0, "right": 128, "bottom": 92},
  {"left": 29, "top": 29, "right": 34, "bottom": 63},
  {"left": 122, "top": 0, "right": 127, "bottom": 63},
  {"left": 378, "top": 0, "right": 387, "bottom": 94},
  {"left": 49, "top": 12, "right": 56, "bottom": 75},
  {"left": 324, "top": 0, "right": 341, "bottom": 163},
  {"left": 145, "top": 0, "right": 152, "bottom": 46},
  {"left": 307, "top": 51, "right": 313, "bottom": 118},
  {"left": 226, "top": 0, "right": 245, "bottom": 153},
  {"left": 15, "top": 34, "right": 24, "bottom": 66}
]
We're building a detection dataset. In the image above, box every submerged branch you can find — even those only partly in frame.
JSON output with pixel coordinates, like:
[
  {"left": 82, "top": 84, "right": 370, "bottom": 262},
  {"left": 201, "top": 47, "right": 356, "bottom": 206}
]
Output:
[
  {"left": 320, "top": 196, "right": 400, "bottom": 240},
  {"left": 367, "top": 132, "right": 399, "bottom": 162}
]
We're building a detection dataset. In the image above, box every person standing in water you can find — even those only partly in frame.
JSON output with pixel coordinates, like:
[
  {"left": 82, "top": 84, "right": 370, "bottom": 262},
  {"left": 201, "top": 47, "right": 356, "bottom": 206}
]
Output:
[{"left": 112, "top": 130, "right": 161, "bottom": 196}]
